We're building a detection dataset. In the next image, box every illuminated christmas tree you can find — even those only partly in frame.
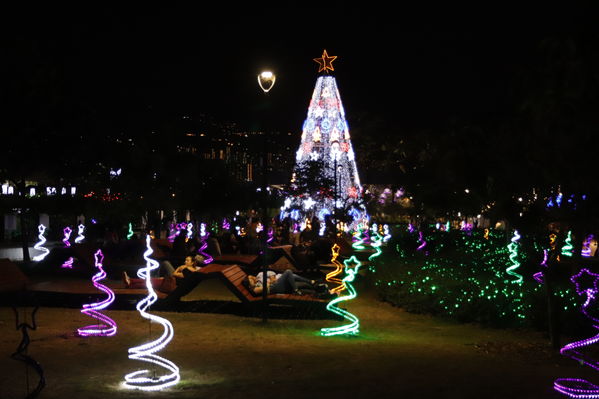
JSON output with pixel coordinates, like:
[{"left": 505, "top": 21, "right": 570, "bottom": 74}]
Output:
[{"left": 281, "top": 50, "right": 367, "bottom": 229}]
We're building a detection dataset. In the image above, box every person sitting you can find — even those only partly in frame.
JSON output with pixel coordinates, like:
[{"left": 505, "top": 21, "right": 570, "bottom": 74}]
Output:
[
  {"left": 246, "top": 269, "right": 328, "bottom": 296},
  {"left": 123, "top": 255, "right": 205, "bottom": 292}
]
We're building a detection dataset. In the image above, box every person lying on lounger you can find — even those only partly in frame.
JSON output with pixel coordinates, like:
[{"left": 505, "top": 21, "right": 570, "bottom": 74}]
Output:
[
  {"left": 123, "top": 255, "right": 205, "bottom": 292},
  {"left": 247, "top": 269, "right": 329, "bottom": 295}
]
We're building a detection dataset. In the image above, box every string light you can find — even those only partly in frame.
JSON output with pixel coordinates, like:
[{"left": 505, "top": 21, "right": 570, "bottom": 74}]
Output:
[
  {"left": 372, "top": 229, "right": 540, "bottom": 325},
  {"left": 554, "top": 268, "right": 599, "bottom": 398},
  {"left": 321, "top": 256, "right": 362, "bottom": 336},
  {"left": 61, "top": 226, "right": 74, "bottom": 268},
  {"left": 284, "top": 69, "right": 367, "bottom": 230},
  {"left": 582, "top": 235, "right": 594, "bottom": 258},
  {"left": 77, "top": 250, "right": 117, "bottom": 336},
  {"left": 74, "top": 224, "right": 85, "bottom": 244},
  {"left": 127, "top": 223, "right": 134, "bottom": 240},
  {"left": 186, "top": 222, "right": 193, "bottom": 242},
  {"left": 352, "top": 229, "right": 365, "bottom": 250},
  {"left": 123, "top": 235, "right": 180, "bottom": 391},
  {"left": 62, "top": 227, "right": 72, "bottom": 247},
  {"left": 533, "top": 249, "right": 549, "bottom": 284},
  {"left": 197, "top": 223, "right": 213, "bottom": 264},
  {"left": 416, "top": 231, "right": 427, "bottom": 251},
  {"left": 506, "top": 230, "right": 523, "bottom": 284},
  {"left": 562, "top": 231, "right": 574, "bottom": 257},
  {"left": 325, "top": 244, "right": 346, "bottom": 294},
  {"left": 484, "top": 228, "right": 489, "bottom": 240},
  {"left": 383, "top": 224, "right": 391, "bottom": 242},
  {"left": 32, "top": 224, "right": 50, "bottom": 261}
]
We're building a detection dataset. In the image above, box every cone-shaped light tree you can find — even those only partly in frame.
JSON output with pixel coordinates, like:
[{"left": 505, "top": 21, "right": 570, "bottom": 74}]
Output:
[{"left": 282, "top": 50, "right": 368, "bottom": 230}]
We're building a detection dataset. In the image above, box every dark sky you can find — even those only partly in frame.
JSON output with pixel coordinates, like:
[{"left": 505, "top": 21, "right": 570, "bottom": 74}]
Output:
[{"left": 3, "top": 3, "right": 598, "bottom": 135}]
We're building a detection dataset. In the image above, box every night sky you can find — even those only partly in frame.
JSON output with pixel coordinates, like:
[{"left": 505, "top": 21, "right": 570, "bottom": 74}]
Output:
[{"left": 3, "top": 3, "right": 597, "bottom": 136}]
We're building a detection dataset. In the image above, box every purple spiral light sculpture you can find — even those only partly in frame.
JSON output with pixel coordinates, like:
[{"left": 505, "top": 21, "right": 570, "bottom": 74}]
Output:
[
  {"left": 61, "top": 226, "right": 75, "bottom": 268},
  {"left": 77, "top": 250, "right": 117, "bottom": 337},
  {"left": 197, "top": 223, "right": 213, "bottom": 264},
  {"left": 554, "top": 268, "right": 599, "bottom": 398},
  {"left": 62, "top": 226, "right": 72, "bottom": 247}
]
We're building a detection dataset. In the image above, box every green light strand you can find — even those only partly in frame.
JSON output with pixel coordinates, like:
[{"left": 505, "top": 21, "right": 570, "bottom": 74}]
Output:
[
  {"left": 352, "top": 229, "right": 365, "bottom": 250},
  {"left": 506, "top": 230, "right": 523, "bottom": 284},
  {"left": 321, "top": 256, "right": 362, "bottom": 336},
  {"left": 561, "top": 230, "right": 573, "bottom": 257},
  {"left": 127, "top": 223, "right": 134, "bottom": 240}
]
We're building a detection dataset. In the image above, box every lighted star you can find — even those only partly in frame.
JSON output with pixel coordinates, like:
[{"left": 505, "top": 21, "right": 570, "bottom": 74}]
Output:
[
  {"left": 309, "top": 151, "right": 319, "bottom": 161},
  {"left": 303, "top": 197, "right": 316, "bottom": 210},
  {"left": 571, "top": 268, "right": 599, "bottom": 296},
  {"left": 343, "top": 255, "right": 362, "bottom": 277},
  {"left": 313, "top": 49, "right": 337, "bottom": 73}
]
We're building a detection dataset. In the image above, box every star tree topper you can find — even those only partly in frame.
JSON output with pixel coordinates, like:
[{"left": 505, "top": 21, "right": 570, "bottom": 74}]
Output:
[{"left": 313, "top": 49, "right": 337, "bottom": 73}]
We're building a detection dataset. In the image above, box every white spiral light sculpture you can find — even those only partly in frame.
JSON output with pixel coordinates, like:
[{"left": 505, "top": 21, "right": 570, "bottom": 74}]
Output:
[
  {"left": 32, "top": 224, "right": 50, "bottom": 261},
  {"left": 123, "top": 235, "right": 180, "bottom": 391},
  {"left": 77, "top": 249, "right": 117, "bottom": 337},
  {"left": 74, "top": 224, "right": 85, "bottom": 243}
]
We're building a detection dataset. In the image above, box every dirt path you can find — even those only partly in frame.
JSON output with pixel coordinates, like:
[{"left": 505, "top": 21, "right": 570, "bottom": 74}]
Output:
[{"left": 0, "top": 278, "right": 590, "bottom": 398}]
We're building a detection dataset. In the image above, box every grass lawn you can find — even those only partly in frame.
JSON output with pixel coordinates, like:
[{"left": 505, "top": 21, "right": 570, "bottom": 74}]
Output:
[{"left": 0, "top": 277, "right": 591, "bottom": 398}]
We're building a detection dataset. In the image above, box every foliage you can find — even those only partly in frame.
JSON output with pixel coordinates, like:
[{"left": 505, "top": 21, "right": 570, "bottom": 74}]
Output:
[{"left": 370, "top": 227, "right": 587, "bottom": 332}]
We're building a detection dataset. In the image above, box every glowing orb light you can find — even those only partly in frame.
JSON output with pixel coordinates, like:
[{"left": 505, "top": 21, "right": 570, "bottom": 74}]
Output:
[
  {"left": 77, "top": 250, "right": 117, "bottom": 336},
  {"left": 32, "top": 224, "right": 50, "bottom": 261},
  {"left": 321, "top": 255, "right": 362, "bottom": 336},
  {"left": 74, "top": 224, "right": 85, "bottom": 244},
  {"left": 554, "top": 268, "right": 599, "bottom": 398},
  {"left": 124, "top": 235, "right": 180, "bottom": 391}
]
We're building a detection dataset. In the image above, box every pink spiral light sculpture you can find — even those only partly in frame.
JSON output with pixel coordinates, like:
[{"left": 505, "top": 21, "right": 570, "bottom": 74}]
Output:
[{"left": 77, "top": 250, "right": 117, "bottom": 337}]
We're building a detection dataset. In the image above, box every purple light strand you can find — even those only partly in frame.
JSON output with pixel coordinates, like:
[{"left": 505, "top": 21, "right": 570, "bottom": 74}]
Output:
[
  {"left": 63, "top": 227, "right": 72, "bottom": 248},
  {"left": 61, "top": 226, "right": 74, "bottom": 268},
  {"left": 198, "top": 223, "right": 213, "bottom": 264},
  {"left": 554, "top": 268, "right": 599, "bottom": 397},
  {"left": 582, "top": 235, "right": 595, "bottom": 258},
  {"left": 533, "top": 249, "right": 548, "bottom": 284},
  {"left": 77, "top": 250, "right": 117, "bottom": 337},
  {"left": 416, "top": 231, "right": 427, "bottom": 251},
  {"left": 267, "top": 227, "right": 274, "bottom": 243}
]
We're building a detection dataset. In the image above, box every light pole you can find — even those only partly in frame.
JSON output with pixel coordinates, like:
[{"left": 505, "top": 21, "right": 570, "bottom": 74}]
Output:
[{"left": 258, "top": 70, "right": 276, "bottom": 322}]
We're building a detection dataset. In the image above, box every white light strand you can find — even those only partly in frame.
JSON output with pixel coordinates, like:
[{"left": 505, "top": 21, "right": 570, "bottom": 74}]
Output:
[
  {"left": 123, "top": 235, "right": 180, "bottom": 391},
  {"left": 32, "top": 224, "right": 50, "bottom": 261},
  {"left": 74, "top": 224, "right": 85, "bottom": 243}
]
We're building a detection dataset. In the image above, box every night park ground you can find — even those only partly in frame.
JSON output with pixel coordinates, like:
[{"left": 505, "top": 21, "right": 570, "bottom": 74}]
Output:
[{"left": 0, "top": 277, "right": 591, "bottom": 398}]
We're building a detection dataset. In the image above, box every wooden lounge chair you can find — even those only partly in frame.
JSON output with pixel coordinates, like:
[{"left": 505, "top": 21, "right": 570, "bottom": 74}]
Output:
[{"left": 196, "top": 264, "right": 329, "bottom": 307}]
